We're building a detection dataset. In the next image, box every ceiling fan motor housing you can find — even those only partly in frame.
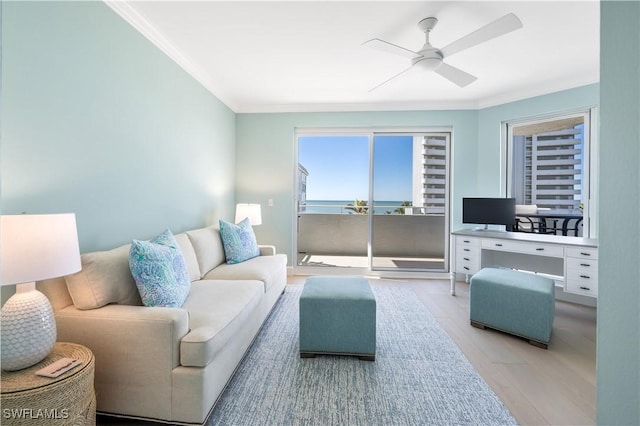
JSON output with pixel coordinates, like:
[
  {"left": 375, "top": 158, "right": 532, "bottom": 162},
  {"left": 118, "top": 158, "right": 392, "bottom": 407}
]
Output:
[{"left": 412, "top": 47, "right": 443, "bottom": 70}]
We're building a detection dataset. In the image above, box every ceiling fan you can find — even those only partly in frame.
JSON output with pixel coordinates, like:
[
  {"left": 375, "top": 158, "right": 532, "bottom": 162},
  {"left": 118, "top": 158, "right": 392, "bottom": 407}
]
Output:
[{"left": 363, "top": 13, "right": 523, "bottom": 91}]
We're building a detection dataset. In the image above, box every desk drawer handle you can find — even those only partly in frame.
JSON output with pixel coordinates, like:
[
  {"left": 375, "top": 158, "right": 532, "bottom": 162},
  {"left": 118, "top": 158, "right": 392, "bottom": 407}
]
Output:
[
  {"left": 463, "top": 257, "right": 470, "bottom": 261},
  {"left": 580, "top": 252, "right": 592, "bottom": 256},
  {"left": 463, "top": 240, "right": 471, "bottom": 243},
  {"left": 536, "top": 248, "right": 545, "bottom": 251},
  {"left": 463, "top": 266, "right": 470, "bottom": 271},
  {"left": 579, "top": 286, "right": 591, "bottom": 291},
  {"left": 463, "top": 248, "right": 470, "bottom": 252},
  {"left": 580, "top": 263, "right": 591, "bottom": 267},
  {"left": 495, "top": 243, "right": 503, "bottom": 247},
  {"left": 580, "top": 275, "right": 591, "bottom": 279}
]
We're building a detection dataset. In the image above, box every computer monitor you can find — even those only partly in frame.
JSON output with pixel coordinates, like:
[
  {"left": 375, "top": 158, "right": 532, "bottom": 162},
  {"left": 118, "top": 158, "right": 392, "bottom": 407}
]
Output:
[{"left": 462, "top": 197, "right": 516, "bottom": 229}]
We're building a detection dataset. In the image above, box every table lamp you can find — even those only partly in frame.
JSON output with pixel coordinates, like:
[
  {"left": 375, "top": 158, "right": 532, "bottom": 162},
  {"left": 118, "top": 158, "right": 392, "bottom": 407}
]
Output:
[
  {"left": 235, "top": 203, "right": 262, "bottom": 226},
  {"left": 1, "top": 213, "right": 81, "bottom": 371}
]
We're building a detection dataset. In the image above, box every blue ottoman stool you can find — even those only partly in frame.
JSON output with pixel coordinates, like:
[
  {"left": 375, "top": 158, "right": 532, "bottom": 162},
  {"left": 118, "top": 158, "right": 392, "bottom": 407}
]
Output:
[
  {"left": 470, "top": 268, "right": 555, "bottom": 349},
  {"left": 299, "top": 276, "right": 376, "bottom": 361}
]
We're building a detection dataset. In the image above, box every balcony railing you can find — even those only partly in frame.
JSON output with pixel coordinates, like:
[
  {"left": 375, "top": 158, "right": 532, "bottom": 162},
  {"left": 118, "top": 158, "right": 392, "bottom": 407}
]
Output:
[{"left": 297, "top": 212, "right": 445, "bottom": 258}]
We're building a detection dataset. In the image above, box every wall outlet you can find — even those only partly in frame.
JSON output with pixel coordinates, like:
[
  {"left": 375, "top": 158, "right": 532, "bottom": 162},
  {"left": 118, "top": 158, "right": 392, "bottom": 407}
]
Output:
[{"left": 268, "top": 199, "right": 274, "bottom": 207}]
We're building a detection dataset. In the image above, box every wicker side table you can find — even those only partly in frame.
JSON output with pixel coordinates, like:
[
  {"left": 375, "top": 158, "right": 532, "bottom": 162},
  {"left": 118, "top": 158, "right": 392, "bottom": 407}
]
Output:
[{"left": 1, "top": 342, "right": 96, "bottom": 426}]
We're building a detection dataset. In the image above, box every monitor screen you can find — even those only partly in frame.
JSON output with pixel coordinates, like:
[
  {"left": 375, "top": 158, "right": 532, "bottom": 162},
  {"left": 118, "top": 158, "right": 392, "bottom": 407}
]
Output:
[{"left": 462, "top": 197, "right": 516, "bottom": 227}]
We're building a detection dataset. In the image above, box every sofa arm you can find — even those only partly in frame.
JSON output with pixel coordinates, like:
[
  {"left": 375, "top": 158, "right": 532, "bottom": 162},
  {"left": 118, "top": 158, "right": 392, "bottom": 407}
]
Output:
[
  {"left": 53, "top": 304, "right": 190, "bottom": 419},
  {"left": 258, "top": 245, "right": 276, "bottom": 256}
]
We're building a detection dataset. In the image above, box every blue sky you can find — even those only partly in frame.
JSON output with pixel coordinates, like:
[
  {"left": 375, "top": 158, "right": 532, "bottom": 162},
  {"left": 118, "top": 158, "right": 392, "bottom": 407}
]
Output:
[{"left": 298, "top": 135, "right": 413, "bottom": 201}]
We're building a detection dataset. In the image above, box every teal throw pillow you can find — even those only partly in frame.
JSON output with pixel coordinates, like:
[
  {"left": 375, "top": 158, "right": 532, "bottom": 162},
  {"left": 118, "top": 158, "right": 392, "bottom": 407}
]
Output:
[
  {"left": 129, "top": 229, "right": 191, "bottom": 307},
  {"left": 219, "top": 218, "right": 260, "bottom": 264}
]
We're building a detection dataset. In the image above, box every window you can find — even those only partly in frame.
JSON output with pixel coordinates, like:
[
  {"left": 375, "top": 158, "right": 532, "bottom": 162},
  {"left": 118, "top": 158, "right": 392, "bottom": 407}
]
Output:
[{"left": 506, "top": 109, "right": 596, "bottom": 237}]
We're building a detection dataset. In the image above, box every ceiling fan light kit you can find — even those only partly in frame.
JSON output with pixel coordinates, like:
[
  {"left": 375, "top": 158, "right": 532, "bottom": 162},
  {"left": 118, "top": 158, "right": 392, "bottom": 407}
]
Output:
[
  {"left": 363, "top": 12, "right": 523, "bottom": 91},
  {"left": 413, "top": 56, "right": 442, "bottom": 71}
]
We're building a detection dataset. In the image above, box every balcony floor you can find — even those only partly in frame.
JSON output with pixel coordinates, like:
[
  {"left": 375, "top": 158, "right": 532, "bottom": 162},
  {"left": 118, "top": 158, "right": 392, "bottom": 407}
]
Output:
[{"left": 297, "top": 254, "right": 445, "bottom": 270}]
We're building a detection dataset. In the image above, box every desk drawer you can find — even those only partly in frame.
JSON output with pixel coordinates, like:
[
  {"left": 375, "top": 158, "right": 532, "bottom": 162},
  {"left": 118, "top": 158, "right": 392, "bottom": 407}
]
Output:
[
  {"left": 457, "top": 245, "right": 479, "bottom": 258},
  {"left": 566, "top": 247, "right": 598, "bottom": 260},
  {"left": 566, "top": 257, "right": 598, "bottom": 275},
  {"left": 455, "top": 236, "right": 480, "bottom": 247},
  {"left": 481, "top": 239, "right": 564, "bottom": 258}
]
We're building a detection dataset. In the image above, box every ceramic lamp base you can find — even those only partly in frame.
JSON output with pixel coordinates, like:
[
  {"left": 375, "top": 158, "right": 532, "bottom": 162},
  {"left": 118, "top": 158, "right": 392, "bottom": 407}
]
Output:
[{"left": 1, "top": 284, "right": 56, "bottom": 371}]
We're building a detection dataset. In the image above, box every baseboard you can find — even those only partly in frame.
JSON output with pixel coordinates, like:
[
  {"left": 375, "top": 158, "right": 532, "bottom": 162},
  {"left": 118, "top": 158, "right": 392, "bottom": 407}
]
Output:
[{"left": 555, "top": 287, "right": 597, "bottom": 307}]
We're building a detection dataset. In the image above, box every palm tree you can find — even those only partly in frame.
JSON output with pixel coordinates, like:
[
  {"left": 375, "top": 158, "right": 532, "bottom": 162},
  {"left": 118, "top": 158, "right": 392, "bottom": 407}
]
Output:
[
  {"left": 394, "top": 201, "right": 412, "bottom": 215},
  {"left": 345, "top": 199, "right": 368, "bottom": 214}
]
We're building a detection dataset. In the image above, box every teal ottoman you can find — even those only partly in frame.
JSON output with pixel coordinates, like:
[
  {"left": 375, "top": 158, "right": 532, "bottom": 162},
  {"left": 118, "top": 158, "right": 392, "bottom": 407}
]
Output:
[
  {"left": 470, "top": 268, "right": 555, "bottom": 349},
  {"left": 299, "top": 276, "right": 376, "bottom": 361}
]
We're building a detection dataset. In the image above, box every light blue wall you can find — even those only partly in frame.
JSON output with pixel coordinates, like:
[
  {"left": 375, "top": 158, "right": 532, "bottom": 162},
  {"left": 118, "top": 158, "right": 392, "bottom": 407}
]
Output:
[
  {"left": 597, "top": 2, "right": 640, "bottom": 424},
  {"left": 1, "top": 1, "right": 236, "bottom": 254},
  {"left": 236, "top": 85, "right": 598, "bottom": 263}
]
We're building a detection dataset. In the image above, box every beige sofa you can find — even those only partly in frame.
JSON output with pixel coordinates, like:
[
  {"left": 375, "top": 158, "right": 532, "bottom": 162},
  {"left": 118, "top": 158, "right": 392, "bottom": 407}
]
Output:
[{"left": 39, "top": 225, "right": 287, "bottom": 425}]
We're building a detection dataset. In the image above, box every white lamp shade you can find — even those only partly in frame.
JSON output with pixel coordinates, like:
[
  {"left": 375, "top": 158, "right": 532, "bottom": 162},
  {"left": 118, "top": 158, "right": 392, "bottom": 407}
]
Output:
[
  {"left": 1, "top": 213, "right": 81, "bottom": 370},
  {"left": 235, "top": 203, "right": 262, "bottom": 226},
  {"left": 1, "top": 213, "right": 81, "bottom": 286}
]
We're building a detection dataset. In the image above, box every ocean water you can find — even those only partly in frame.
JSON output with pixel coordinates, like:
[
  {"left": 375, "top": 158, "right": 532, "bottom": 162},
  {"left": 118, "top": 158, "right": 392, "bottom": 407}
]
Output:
[{"left": 300, "top": 200, "right": 408, "bottom": 215}]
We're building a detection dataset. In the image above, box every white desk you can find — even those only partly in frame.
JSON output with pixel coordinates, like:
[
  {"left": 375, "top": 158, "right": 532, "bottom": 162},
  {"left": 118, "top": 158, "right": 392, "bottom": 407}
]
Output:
[{"left": 450, "top": 229, "right": 598, "bottom": 299}]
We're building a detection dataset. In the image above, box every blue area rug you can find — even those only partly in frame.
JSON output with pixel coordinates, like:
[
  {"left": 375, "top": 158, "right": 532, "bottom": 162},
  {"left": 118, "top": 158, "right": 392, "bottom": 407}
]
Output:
[{"left": 208, "top": 285, "right": 517, "bottom": 425}]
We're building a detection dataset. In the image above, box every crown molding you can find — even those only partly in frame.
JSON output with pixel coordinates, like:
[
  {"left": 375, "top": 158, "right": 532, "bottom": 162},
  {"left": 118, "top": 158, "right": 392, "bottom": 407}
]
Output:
[
  {"left": 104, "top": 0, "right": 240, "bottom": 112},
  {"left": 236, "top": 75, "right": 599, "bottom": 113},
  {"left": 476, "top": 74, "right": 600, "bottom": 110},
  {"left": 235, "top": 99, "right": 481, "bottom": 114}
]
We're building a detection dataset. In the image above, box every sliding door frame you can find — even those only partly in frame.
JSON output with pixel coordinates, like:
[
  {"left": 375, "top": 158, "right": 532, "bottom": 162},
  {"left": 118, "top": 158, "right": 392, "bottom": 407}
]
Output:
[{"left": 294, "top": 126, "right": 453, "bottom": 278}]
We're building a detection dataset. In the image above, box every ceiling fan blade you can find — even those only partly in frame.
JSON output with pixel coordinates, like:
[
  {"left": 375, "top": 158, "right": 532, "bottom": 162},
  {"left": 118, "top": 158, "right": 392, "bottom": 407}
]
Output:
[
  {"left": 440, "top": 13, "right": 523, "bottom": 58},
  {"left": 362, "top": 38, "right": 421, "bottom": 59},
  {"left": 368, "top": 64, "right": 416, "bottom": 92},
  {"left": 434, "top": 62, "right": 478, "bottom": 87}
]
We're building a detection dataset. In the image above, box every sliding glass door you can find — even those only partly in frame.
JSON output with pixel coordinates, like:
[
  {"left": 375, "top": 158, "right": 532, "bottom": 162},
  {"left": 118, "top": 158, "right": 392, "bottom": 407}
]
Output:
[
  {"left": 296, "top": 129, "right": 450, "bottom": 273},
  {"left": 297, "top": 134, "right": 370, "bottom": 268},
  {"left": 371, "top": 133, "right": 449, "bottom": 271}
]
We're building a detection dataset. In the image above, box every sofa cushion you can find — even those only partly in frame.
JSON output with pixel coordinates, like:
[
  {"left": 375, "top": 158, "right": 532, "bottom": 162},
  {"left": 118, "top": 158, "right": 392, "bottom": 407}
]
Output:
[
  {"left": 203, "top": 253, "right": 287, "bottom": 293},
  {"left": 65, "top": 244, "right": 142, "bottom": 310},
  {"left": 174, "top": 233, "right": 201, "bottom": 282},
  {"left": 180, "top": 280, "right": 263, "bottom": 367},
  {"left": 219, "top": 218, "right": 260, "bottom": 264},
  {"left": 186, "top": 227, "right": 225, "bottom": 278},
  {"left": 129, "top": 229, "right": 191, "bottom": 308}
]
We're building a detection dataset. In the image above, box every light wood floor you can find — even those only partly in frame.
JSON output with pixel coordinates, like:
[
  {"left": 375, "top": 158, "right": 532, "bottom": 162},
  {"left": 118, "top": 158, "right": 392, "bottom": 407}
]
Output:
[{"left": 298, "top": 275, "right": 596, "bottom": 426}]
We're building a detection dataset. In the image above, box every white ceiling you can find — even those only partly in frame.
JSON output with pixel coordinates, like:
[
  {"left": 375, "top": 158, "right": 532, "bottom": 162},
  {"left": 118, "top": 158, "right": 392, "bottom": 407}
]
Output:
[{"left": 107, "top": 1, "right": 600, "bottom": 113}]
